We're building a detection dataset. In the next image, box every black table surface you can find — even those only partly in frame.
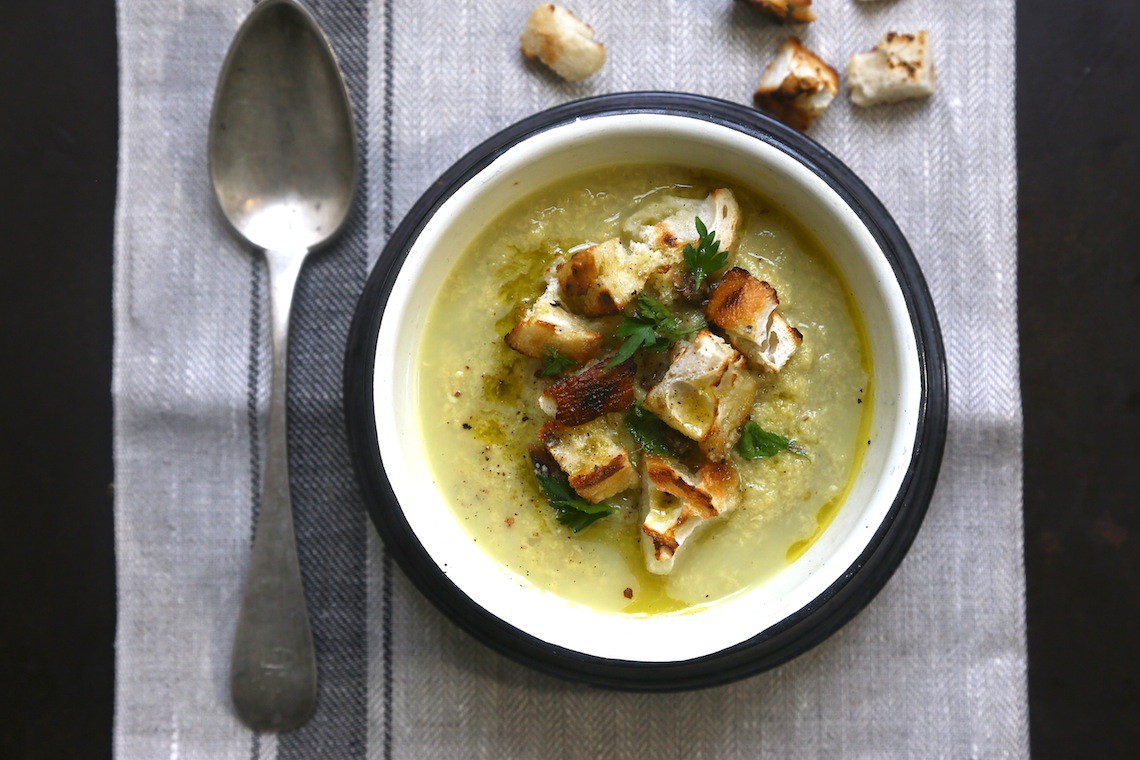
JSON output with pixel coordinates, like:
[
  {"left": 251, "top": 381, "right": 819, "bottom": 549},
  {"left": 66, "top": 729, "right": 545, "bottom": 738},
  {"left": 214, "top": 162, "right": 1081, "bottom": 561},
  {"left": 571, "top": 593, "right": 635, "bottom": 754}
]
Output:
[{"left": 2, "top": 2, "right": 1137, "bottom": 757}]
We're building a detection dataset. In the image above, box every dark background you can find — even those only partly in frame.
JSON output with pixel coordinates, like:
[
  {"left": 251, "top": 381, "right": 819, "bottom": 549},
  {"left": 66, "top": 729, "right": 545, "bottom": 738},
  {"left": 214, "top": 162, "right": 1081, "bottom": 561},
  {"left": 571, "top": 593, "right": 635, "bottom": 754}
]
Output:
[
  {"left": 1018, "top": 2, "right": 1140, "bottom": 755},
  {"left": 1, "top": 1, "right": 1137, "bottom": 757}
]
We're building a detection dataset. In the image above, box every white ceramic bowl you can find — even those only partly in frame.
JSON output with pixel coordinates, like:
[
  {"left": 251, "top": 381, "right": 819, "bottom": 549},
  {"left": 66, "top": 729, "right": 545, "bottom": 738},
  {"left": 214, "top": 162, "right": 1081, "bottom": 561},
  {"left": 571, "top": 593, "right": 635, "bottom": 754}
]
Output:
[{"left": 346, "top": 93, "right": 946, "bottom": 690}]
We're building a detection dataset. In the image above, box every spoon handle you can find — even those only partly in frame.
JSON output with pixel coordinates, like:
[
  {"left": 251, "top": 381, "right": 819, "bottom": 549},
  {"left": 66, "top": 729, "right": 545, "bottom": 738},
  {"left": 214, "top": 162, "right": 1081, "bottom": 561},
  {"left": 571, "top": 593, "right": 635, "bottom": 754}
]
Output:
[{"left": 230, "top": 247, "right": 317, "bottom": 733}]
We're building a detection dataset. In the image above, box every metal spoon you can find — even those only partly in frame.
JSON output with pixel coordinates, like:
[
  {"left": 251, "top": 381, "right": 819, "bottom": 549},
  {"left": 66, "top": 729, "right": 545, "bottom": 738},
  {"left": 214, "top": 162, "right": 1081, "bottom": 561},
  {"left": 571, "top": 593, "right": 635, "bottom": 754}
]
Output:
[{"left": 208, "top": 0, "right": 357, "bottom": 733}]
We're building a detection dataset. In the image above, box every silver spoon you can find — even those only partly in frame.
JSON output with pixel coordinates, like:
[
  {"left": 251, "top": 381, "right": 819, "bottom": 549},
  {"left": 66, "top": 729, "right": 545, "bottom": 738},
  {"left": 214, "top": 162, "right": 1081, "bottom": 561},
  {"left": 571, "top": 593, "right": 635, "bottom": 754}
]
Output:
[{"left": 208, "top": 0, "right": 357, "bottom": 733}]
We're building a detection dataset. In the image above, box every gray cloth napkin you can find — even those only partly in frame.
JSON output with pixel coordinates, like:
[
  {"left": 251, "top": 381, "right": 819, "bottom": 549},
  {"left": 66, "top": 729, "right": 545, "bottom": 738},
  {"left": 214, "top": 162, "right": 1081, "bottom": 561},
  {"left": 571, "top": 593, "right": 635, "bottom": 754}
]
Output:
[{"left": 113, "top": 0, "right": 1026, "bottom": 757}]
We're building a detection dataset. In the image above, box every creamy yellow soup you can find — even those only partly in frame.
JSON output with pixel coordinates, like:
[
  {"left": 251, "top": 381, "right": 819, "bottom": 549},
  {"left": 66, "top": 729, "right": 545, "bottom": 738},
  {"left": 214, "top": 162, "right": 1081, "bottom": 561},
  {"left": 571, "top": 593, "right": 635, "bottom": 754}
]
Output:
[{"left": 417, "top": 165, "right": 872, "bottom": 615}]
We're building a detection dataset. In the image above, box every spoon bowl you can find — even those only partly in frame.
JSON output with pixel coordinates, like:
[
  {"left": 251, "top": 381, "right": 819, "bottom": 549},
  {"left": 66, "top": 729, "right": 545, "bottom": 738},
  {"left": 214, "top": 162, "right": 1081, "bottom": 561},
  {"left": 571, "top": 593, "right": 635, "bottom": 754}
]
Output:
[
  {"left": 208, "top": 0, "right": 357, "bottom": 733},
  {"left": 210, "top": 0, "right": 356, "bottom": 252}
]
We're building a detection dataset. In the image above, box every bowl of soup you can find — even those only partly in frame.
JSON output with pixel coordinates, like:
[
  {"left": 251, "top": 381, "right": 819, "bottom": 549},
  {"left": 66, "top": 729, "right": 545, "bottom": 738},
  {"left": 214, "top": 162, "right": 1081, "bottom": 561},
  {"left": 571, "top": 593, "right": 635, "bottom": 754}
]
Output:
[{"left": 345, "top": 92, "right": 947, "bottom": 690}]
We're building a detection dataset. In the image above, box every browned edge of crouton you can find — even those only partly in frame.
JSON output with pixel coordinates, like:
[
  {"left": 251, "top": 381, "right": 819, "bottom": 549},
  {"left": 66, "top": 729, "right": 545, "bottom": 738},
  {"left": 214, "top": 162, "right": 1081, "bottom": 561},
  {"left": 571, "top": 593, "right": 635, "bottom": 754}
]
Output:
[
  {"left": 753, "top": 38, "right": 839, "bottom": 130},
  {"left": 705, "top": 267, "right": 779, "bottom": 329},
  {"left": 537, "top": 420, "right": 636, "bottom": 503},
  {"left": 742, "top": 0, "right": 816, "bottom": 24},
  {"left": 505, "top": 313, "right": 603, "bottom": 363},
  {"left": 543, "top": 358, "right": 636, "bottom": 426},
  {"left": 645, "top": 454, "right": 715, "bottom": 518},
  {"left": 556, "top": 247, "right": 621, "bottom": 316}
]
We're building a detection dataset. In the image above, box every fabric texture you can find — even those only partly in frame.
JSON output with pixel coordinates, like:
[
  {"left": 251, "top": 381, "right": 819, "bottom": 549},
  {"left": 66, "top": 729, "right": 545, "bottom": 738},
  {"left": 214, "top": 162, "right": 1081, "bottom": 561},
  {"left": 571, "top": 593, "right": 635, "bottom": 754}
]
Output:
[{"left": 114, "top": 0, "right": 1026, "bottom": 757}]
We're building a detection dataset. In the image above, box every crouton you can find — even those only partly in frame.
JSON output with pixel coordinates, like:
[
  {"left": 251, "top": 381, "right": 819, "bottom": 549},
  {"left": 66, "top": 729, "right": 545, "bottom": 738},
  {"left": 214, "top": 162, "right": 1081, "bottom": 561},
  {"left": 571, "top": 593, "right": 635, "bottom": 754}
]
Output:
[
  {"left": 555, "top": 238, "right": 670, "bottom": 316},
  {"left": 645, "top": 455, "right": 740, "bottom": 520},
  {"left": 761, "top": 314, "right": 802, "bottom": 371},
  {"left": 643, "top": 330, "right": 758, "bottom": 461},
  {"left": 539, "top": 418, "right": 639, "bottom": 502},
  {"left": 640, "top": 454, "right": 741, "bottom": 574},
  {"left": 627, "top": 189, "right": 742, "bottom": 256},
  {"left": 847, "top": 31, "right": 936, "bottom": 106},
  {"left": 519, "top": 4, "right": 606, "bottom": 82},
  {"left": 741, "top": 0, "right": 815, "bottom": 24},
  {"left": 706, "top": 267, "right": 803, "bottom": 372},
  {"left": 539, "top": 357, "right": 636, "bottom": 426},
  {"left": 505, "top": 268, "right": 605, "bottom": 363},
  {"left": 754, "top": 38, "right": 839, "bottom": 130}
]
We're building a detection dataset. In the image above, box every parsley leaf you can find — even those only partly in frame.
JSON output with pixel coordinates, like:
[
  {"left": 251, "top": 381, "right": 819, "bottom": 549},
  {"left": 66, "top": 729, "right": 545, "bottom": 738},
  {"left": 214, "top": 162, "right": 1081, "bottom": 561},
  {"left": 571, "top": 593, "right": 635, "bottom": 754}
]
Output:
[
  {"left": 609, "top": 319, "right": 658, "bottom": 367},
  {"left": 625, "top": 403, "right": 676, "bottom": 456},
  {"left": 683, "top": 216, "right": 729, "bottom": 289},
  {"left": 635, "top": 294, "right": 672, "bottom": 325},
  {"left": 553, "top": 506, "right": 613, "bottom": 533},
  {"left": 735, "top": 421, "right": 809, "bottom": 460},
  {"left": 538, "top": 347, "right": 575, "bottom": 377},
  {"left": 533, "top": 464, "right": 615, "bottom": 533},
  {"left": 608, "top": 294, "right": 703, "bottom": 367}
]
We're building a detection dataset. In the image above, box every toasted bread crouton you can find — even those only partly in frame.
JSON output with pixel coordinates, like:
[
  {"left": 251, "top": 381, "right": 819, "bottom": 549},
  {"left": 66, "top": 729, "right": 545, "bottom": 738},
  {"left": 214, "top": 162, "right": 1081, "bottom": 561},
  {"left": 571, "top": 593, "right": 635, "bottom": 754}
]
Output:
[
  {"left": 640, "top": 455, "right": 741, "bottom": 574},
  {"left": 539, "top": 418, "right": 639, "bottom": 502},
  {"left": 519, "top": 4, "right": 606, "bottom": 82},
  {"left": 741, "top": 0, "right": 815, "bottom": 24},
  {"left": 762, "top": 313, "right": 802, "bottom": 371},
  {"left": 627, "top": 189, "right": 742, "bottom": 258},
  {"left": 848, "top": 31, "right": 936, "bottom": 106},
  {"left": 754, "top": 38, "right": 839, "bottom": 130},
  {"left": 643, "top": 330, "right": 758, "bottom": 461},
  {"left": 706, "top": 267, "right": 803, "bottom": 372},
  {"left": 506, "top": 269, "right": 605, "bottom": 363},
  {"left": 646, "top": 456, "right": 741, "bottom": 520},
  {"left": 539, "top": 357, "right": 636, "bottom": 426},
  {"left": 555, "top": 238, "right": 670, "bottom": 316}
]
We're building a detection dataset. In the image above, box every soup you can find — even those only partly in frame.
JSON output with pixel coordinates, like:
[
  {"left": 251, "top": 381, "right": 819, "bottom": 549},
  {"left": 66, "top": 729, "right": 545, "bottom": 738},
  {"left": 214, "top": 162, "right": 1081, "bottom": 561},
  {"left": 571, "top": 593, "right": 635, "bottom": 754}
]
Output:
[{"left": 417, "top": 165, "right": 871, "bottom": 615}]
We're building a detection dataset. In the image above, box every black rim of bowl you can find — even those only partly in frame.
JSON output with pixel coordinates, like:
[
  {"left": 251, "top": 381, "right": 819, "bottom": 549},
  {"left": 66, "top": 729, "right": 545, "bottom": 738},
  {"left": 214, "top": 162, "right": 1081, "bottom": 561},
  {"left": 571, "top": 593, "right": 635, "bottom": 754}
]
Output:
[{"left": 344, "top": 92, "right": 948, "bottom": 692}]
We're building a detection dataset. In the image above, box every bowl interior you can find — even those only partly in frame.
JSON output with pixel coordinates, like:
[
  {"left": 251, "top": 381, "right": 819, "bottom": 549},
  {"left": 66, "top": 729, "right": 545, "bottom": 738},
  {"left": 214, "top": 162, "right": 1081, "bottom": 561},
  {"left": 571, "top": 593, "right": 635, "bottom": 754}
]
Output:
[{"left": 371, "top": 114, "right": 921, "bottom": 662}]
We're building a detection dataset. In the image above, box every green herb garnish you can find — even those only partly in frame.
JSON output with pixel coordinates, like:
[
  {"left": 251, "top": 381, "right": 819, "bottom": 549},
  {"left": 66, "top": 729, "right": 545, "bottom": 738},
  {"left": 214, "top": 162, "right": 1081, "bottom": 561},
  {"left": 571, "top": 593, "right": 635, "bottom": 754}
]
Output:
[
  {"left": 683, "top": 216, "right": 728, "bottom": 289},
  {"left": 539, "top": 347, "right": 575, "bottom": 377},
  {"left": 735, "top": 421, "right": 809, "bottom": 460},
  {"left": 608, "top": 294, "right": 703, "bottom": 367},
  {"left": 625, "top": 403, "right": 676, "bottom": 456},
  {"left": 533, "top": 465, "right": 615, "bottom": 533}
]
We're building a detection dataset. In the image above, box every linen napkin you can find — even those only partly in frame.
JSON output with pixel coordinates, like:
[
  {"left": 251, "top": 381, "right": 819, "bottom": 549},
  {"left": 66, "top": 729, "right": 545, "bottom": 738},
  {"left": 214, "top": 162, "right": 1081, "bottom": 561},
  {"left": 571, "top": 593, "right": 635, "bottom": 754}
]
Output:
[{"left": 114, "top": 0, "right": 1026, "bottom": 757}]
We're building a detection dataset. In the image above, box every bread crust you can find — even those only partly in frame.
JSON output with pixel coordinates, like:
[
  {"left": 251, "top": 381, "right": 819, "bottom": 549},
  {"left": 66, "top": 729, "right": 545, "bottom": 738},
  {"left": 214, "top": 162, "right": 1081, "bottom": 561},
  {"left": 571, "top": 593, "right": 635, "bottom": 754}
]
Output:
[
  {"left": 640, "top": 454, "right": 741, "bottom": 573},
  {"left": 741, "top": 0, "right": 816, "bottom": 24},
  {"left": 540, "top": 358, "right": 636, "bottom": 426},
  {"left": 506, "top": 267, "right": 605, "bottom": 362},
  {"left": 644, "top": 330, "right": 758, "bottom": 461},
  {"left": 754, "top": 38, "right": 839, "bottom": 130},
  {"left": 519, "top": 4, "right": 606, "bottom": 82},
  {"left": 706, "top": 267, "right": 803, "bottom": 372},
  {"left": 539, "top": 418, "right": 639, "bottom": 502},
  {"left": 847, "top": 30, "right": 936, "bottom": 106}
]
